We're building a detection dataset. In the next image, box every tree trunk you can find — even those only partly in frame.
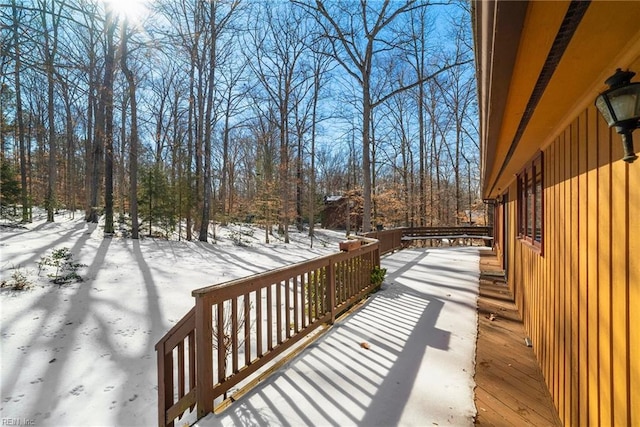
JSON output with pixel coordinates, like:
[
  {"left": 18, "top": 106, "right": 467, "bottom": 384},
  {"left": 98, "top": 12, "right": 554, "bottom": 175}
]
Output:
[
  {"left": 103, "top": 9, "right": 116, "bottom": 235},
  {"left": 199, "top": 1, "right": 217, "bottom": 242},
  {"left": 361, "top": 78, "right": 372, "bottom": 232},
  {"left": 85, "top": 25, "right": 98, "bottom": 222},
  {"left": 296, "top": 130, "right": 303, "bottom": 232},
  {"left": 120, "top": 19, "right": 139, "bottom": 239},
  {"left": 42, "top": 0, "right": 58, "bottom": 222},
  {"left": 308, "top": 72, "right": 319, "bottom": 239},
  {"left": 12, "top": 0, "right": 29, "bottom": 222},
  {"left": 61, "top": 82, "right": 75, "bottom": 214},
  {"left": 221, "top": 102, "right": 230, "bottom": 221}
]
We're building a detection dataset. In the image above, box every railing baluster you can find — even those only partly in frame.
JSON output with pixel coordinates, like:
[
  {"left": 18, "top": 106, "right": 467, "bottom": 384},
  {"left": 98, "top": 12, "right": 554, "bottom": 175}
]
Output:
[
  {"left": 217, "top": 302, "right": 226, "bottom": 385},
  {"left": 188, "top": 331, "right": 195, "bottom": 412},
  {"left": 256, "top": 287, "right": 263, "bottom": 357},
  {"left": 276, "top": 280, "right": 283, "bottom": 344},
  {"left": 314, "top": 268, "right": 320, "bottom": 320},
  {"left": 328, "top": 261, "right": 336, "bottom": 324},
  {"left": 350, "top": 258, "right": 354, "bottom": 297},
  {"left": 244, "top": 292, "right": 251, "bottom": 366},
  {"left": 336, "top": 261, "right": 342, "bottom": 304},
  {"left": 345, "top": 259, "right": 350, "bottom": 301},
  {"left": 178, "top": 341, "right": 185, "bottom": 402},
  {"left": 232, "top": 298, "right": 238, "bottom": 374},
  {"left": 293, "top": 275, "right": 299, "bottom": 333},
  {"left": 301, "top": 273, "right": 307, "bottom": 328},
  {"left": 285, "top": 278, "right": 291, "bottom": 339},
  {"left": 267, "top": 284, "right": 273, "bottom": 351}
]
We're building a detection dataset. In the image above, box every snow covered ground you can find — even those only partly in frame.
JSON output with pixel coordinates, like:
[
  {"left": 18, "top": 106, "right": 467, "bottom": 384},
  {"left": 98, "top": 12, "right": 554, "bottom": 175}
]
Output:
[{"left": 0, "top": 212, "right": 346, "bottom": 426}]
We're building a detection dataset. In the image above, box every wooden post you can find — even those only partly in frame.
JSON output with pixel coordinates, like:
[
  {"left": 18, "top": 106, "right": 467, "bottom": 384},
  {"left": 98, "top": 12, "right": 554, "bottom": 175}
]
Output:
[
  {"left": 195, "top": 295, "right": 213, "bottom": 417},
  {"left": 157, "top": 341, "right": 174, "bottom": 427}
]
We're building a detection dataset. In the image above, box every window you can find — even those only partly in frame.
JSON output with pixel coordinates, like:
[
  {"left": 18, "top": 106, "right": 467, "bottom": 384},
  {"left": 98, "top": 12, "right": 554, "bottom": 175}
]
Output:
[{"left": 517, "top": 153, "right": 543, "bottom": 250}]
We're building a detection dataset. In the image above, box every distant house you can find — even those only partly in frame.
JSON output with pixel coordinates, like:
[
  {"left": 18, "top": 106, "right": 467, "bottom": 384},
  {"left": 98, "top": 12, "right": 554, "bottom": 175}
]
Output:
[
  {"left": 321, "top": 195, "right": 362, "bottom": 231},
  {"left": 473, "top": 1, "right": 640, "bottom": 425}
]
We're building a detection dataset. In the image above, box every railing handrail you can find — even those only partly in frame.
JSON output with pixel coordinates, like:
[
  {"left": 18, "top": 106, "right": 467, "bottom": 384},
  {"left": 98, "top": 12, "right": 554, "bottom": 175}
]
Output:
[
  {"left": 192, "top": 239, "right": 377, "bottom": 297},
  {"left": 155, "top": 307, "right": 195, "bottom": 352}
]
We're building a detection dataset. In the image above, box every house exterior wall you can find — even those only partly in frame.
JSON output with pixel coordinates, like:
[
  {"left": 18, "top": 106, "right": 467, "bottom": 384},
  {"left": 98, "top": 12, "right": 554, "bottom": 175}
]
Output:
[{"left": 501, "top": 105, "right": 640, "bottom": 426}]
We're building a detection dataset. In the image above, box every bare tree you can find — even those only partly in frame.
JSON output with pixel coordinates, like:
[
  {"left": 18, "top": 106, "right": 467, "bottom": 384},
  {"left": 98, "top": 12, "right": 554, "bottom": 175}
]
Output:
[
  {"left": 218, "top": 48, "right": 249, "bottom": 222},
  {"left": 99, "top": 6, "right": 117, "bottom": 235},
  {"left": 10, "top": 0, "right": 30, "bottom": 222},
  {"left": 198, "top": 0, "right": 241, "bottom": 242},
  {"left": 247, "top": 2, "right": 311, "bottom": 243},
  {"left": 306, "top": 41, "right": 333, "bottom": 240},
  {"left": 37, "top": 0, "right": 65, "bottom": 222},
  {"left": 119, "top": 17, "right": 139, "bottom": 238}
]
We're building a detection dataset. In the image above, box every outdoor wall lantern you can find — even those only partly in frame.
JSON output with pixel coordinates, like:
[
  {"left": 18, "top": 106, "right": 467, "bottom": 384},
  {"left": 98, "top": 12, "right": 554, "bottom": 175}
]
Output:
[{"left": 595, "top": 68, "right": 640, "bottom": 163}]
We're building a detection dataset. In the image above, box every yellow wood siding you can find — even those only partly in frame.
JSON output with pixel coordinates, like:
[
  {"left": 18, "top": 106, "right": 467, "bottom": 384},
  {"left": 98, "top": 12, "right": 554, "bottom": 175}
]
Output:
[{"left": 504, "top": 105, "right": 639, "bottom": 426}]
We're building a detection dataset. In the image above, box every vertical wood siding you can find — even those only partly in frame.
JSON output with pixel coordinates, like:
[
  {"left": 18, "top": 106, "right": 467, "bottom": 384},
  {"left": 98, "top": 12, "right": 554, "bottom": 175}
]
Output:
[{"left": 503, "top": 105, "right": 639, "bottom": 426}]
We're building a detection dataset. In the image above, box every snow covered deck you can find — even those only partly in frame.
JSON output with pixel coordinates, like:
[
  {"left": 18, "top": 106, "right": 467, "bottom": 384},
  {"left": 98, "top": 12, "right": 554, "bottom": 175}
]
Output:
[{"left": 194, "top": 247, "right": 480, "bottom": 427}]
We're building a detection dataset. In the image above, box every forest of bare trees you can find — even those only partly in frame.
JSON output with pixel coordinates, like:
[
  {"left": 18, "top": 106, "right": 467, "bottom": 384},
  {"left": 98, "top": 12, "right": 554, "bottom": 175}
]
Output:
[{"left": 0, "top": 0, "right": 482, "bottom": 242}]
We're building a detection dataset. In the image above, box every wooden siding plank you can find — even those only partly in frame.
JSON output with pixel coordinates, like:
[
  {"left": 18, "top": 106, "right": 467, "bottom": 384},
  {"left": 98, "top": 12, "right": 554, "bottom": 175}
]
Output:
[
  {"left": 611, "top": 123, "right": 629, "bottom": 426},
  {"left": 552, "top": 136, "right": 560, "bottom": 410},
  {"left": 629, "top": 141, "right": 640, "bottom": 427},
  {"left": 597, "top": 116, "right": 613, "bottom": 427},
  {"left": 560, "top": 128, "right": 568, "bottom": 425},
  {"left": 544, "top": 141, "right": 554, "bottom": 400},
  {"left": 508, "top": 193, "right": 516, "bottom": 295},
  {"left": 570, "top": 119, "right": 579, "bottom": 426},
  {"left": 586, "top": 106, "right": 600, "bottom": 426},
  {"left": 577, "top": 112, "right": 588, "bottom": 426}
]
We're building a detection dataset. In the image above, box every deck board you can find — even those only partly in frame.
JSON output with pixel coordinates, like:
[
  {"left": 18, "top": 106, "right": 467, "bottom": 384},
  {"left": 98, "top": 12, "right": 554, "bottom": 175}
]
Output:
[{"left": 475, "top": 250, "right": 562, "bottom": 427}]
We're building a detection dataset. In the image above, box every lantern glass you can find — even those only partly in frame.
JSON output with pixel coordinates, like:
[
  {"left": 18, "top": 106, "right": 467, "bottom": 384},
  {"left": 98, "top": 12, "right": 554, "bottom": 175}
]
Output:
[
  {"left": 596, "top": 82, "right": 640, "bottom": 126},
  {"left": 595, "top": 94, "right": 615, "bottom": 125},
  {"left": 609, "top": 83, "right": 640, "bottom": 121}
]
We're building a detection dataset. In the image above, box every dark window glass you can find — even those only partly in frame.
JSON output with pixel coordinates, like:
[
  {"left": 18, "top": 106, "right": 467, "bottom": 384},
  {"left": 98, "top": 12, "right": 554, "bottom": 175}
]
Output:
[{"left": 517, "top": 153, "right": 543, "bottom": 251}]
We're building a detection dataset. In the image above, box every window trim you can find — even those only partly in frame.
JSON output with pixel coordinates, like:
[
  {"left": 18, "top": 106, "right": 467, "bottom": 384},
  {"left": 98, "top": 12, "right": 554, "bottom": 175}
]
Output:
[{"left": 517, "top": 152, "right": 544, "bottom": 253}]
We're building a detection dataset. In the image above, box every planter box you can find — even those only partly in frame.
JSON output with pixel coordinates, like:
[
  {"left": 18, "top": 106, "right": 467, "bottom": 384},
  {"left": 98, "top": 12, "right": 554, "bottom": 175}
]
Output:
[{"left": 339, "top": 240, "right": 361, "bottom": 252}]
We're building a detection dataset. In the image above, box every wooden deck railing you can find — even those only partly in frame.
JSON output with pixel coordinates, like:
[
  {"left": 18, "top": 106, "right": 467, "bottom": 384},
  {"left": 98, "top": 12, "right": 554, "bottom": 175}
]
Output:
[
  {"left": 156, "top": 237, "right": 382, "bottom": 427},
  {"left": 155, "top": 227, "right": 491, "bottom": 426},
  {"left": 401, "top": 226, "right": 493, "bottom": 246}
]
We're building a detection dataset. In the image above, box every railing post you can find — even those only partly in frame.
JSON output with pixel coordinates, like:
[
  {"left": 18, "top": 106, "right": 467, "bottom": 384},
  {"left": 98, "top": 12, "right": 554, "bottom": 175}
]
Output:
[
  {"left": 157, "top": 340, "right": 173, "bottom": 427},
  {"left": 195, "top": 295, "right": 213, "bottom": 417},
  {"left": 327, "top": 260, "right": 336, "bottom": 324}
]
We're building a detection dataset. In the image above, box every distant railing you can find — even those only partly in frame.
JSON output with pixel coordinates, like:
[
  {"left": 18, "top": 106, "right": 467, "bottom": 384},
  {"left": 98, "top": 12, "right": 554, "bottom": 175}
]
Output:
[
  {"left": 363, "top": 228, "right": 404, "bottom": 254},
  {"left": 401, "top": 226, "right": 493, "bottom": 246},
  {"left": 156, "top": 238, "right": 381, "bottom": 427}
]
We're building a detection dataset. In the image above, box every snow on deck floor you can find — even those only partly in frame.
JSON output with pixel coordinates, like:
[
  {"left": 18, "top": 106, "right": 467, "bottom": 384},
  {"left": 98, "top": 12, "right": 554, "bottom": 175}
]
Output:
[{"left": 196, "top": 247, "right": 480, "bottom": 427}]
